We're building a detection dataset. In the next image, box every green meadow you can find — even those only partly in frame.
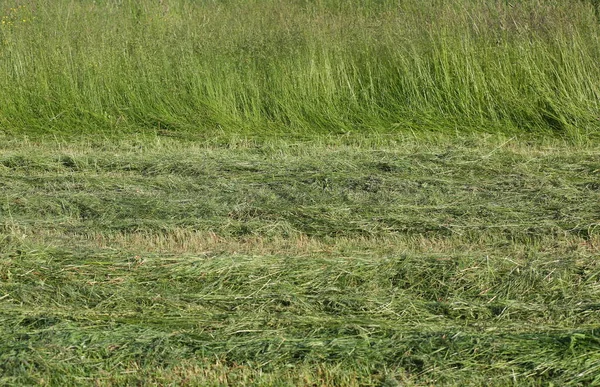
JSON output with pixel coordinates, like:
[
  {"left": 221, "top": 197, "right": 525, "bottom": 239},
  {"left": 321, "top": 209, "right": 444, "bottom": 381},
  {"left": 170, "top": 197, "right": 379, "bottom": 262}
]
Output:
[
  {"left": 1, "top": 0, "right": 600, "bottom": 138},
  {"left": 1, "top": 0, "right": 600, "bottom": 385}
]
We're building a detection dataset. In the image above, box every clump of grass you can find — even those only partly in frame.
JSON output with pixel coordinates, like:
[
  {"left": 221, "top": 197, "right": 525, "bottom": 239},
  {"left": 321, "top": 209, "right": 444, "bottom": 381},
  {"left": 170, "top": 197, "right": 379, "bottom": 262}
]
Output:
[{"left": 0, "top": 0, "right": 599, "bottom": 138}]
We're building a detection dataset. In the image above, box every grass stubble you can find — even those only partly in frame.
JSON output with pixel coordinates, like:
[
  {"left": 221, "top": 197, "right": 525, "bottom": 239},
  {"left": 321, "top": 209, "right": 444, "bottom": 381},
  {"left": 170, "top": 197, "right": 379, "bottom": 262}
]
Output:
[{"left": 1, "top": 0, "right": 600, "bottom": 385}]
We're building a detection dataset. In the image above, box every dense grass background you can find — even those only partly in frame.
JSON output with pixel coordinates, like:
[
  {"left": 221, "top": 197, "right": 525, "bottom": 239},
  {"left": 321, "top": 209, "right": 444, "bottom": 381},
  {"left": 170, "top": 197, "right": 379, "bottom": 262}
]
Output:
[{"left": 0, "top": 0, "right": 599, "bottom": 138}]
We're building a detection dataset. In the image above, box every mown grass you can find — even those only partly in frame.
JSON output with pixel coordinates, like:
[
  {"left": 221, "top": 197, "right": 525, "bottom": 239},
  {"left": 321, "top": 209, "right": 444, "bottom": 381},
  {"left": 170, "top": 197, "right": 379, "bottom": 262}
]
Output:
[
  {"left": 1, "top": 134, "right": 599, "bottom": 385},
  {"left": 0, "top": 0, "right": 599, "bottom": 138}
]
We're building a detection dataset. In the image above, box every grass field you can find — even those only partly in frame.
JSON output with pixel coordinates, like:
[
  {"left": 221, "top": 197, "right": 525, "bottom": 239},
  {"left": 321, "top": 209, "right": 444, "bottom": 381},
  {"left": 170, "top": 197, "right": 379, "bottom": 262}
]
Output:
[
  {"left": 1, "top": 0, "right": 600, "bottom": 138},
  {"left": 2, "top": 134, "right": 599, "bottom": 385},
  {"left": 1, "top": 0, "right": 600, "bottom": 386}
]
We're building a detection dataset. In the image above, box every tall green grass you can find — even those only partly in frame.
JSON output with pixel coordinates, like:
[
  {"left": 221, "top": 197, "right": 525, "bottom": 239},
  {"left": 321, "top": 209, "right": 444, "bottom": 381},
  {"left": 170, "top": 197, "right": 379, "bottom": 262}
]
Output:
[{"left": 1, "top": 0, "right": 599, "bottom": 137}]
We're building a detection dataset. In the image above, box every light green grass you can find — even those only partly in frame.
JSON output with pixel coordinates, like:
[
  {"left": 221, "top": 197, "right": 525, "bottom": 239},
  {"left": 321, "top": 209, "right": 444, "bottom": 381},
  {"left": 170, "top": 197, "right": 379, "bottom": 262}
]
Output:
[
  {"left": 1, "top": 134, "right": 599, "bottom": 385},
  {"left": 2, "top": 0, "right": 600, "bottom": 384},
  {"left": 0, "top": 0, "right": 599, "bottom": 138}
]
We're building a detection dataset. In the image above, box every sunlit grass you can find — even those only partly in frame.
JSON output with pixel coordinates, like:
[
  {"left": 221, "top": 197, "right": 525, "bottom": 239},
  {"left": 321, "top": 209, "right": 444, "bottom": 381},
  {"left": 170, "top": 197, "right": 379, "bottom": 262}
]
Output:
[
  {"left": 2, "top": 1, "right": 600, "bottom": 384},
  {"left": 1, "top": 135, "right": 600, "bottom": 385},
  {"left": 0, "top": 0, "right": 599, "bottom": 138}
]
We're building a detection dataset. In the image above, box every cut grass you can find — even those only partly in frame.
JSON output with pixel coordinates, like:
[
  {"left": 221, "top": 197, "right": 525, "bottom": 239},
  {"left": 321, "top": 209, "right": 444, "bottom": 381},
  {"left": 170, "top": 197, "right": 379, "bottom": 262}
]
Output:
[{"left": 1, "top": 134, "right": 599, "bottom": 385}]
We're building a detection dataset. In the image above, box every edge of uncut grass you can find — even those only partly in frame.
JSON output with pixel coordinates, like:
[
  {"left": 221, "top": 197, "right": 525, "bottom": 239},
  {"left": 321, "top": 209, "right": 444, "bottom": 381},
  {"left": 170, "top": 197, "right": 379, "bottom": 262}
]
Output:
[{"left": 1, "top": 0, "right": 600, "bottom": 139}]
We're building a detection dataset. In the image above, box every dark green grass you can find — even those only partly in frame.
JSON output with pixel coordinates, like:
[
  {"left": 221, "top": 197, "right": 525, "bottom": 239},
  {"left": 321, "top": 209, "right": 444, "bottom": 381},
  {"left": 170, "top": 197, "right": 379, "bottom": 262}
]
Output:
[
  {"left": 1, "top": 134, "right": 599, "bottom": 385},
  {"left": 1, "top": 0, "right": 599, "bottom": 138}
]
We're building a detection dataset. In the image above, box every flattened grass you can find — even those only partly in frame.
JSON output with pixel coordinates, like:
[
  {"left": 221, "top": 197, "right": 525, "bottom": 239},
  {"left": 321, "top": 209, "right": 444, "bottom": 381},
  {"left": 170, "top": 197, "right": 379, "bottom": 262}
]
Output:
[{"left": 1, "top": 134, "right": 599, "bottom": 385}]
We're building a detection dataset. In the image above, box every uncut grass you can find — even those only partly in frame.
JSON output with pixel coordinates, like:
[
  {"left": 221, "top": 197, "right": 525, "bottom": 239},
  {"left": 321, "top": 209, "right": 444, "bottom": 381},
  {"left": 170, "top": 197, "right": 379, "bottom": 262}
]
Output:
[
  {"left": 1, "top": 0, "right": 600, "bottom": 138},
  {"left": 1, "top": 137, "right": 600, "bottom": 385}
]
